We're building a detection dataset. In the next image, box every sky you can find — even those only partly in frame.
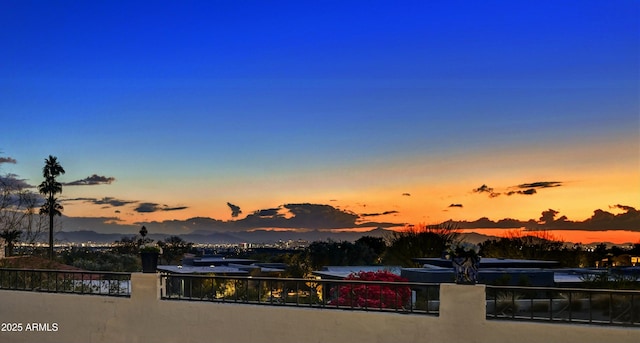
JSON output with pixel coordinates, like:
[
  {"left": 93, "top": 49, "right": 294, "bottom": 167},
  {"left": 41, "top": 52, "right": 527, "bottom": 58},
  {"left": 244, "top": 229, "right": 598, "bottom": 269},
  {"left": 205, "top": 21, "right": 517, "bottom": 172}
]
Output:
[{"left": 1, "top": 1, "right": 639, "bottom": 243}]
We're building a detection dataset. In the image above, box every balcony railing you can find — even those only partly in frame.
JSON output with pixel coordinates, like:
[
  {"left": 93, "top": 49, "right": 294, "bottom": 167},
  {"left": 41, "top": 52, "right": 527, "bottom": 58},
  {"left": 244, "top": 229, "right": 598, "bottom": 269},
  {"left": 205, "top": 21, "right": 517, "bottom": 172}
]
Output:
[
  {"left": 160, "top": 274, "right": 440, "bottom": 315},
  {"left": 0, "top": 268, "right": 131, "bottom": 297},
  {"left": 486, "top": 285, "right": 640, "bottom": 326}
]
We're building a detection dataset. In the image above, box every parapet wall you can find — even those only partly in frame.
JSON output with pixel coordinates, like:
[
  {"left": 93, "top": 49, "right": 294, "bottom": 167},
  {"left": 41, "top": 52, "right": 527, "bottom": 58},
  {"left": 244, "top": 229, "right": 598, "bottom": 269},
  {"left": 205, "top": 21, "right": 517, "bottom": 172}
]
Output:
[{"left": 0, "top": 273, "right": 637, "bottom": 343}]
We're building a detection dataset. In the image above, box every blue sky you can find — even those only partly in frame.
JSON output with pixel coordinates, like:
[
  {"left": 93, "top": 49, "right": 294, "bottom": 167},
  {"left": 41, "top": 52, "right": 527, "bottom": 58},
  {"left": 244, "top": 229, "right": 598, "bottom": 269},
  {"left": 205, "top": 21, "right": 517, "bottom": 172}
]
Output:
[{"left": 1, "top": 1, "right": 638, "bottom": 241}]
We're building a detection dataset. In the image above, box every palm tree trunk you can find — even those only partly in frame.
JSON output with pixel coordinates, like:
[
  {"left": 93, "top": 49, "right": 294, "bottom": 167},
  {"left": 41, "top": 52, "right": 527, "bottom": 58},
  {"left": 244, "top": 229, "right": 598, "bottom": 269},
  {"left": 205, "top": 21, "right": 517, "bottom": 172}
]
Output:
[{"left": 49, "top": 212, "right": 54, "bottom": 260}]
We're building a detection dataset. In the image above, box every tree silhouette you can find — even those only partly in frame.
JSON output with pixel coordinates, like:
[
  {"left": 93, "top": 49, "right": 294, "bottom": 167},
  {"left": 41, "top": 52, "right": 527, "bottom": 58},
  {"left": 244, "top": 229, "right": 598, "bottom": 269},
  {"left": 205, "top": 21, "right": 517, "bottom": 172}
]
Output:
[
  {"left": 137, "top": 225, "right": 153, "bottom": 247},
  {"left": 383, "top": 223, "right": 460, "bottom": 267},
  {"left": 38, "top": 155, "right": 65, "bottom": 260},
  {"left": 139, "top": 225, "right": 148, "bottom": 238},
  {"left": 0, "top": 228, "right": 21, "bottom": 256},
  {"left": 305, "top": 238, "right": 387, "bottom": 270},
  {"left": 1, "top": 165, "right": 46, "bottom": 253},
  {"left": 158, "top": 235, "right": 193, "bottom": 264}
]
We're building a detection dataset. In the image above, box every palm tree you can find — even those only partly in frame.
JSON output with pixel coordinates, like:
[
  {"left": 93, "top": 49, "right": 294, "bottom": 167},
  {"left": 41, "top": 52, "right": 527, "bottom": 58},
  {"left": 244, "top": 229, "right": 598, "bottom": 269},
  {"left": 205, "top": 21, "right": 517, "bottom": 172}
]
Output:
[
  {"left": 38, "top": 155, "right": 65, "bottom": 260},
  {"left": 0, "top": 228, "right": 21, "bottom": 257}
]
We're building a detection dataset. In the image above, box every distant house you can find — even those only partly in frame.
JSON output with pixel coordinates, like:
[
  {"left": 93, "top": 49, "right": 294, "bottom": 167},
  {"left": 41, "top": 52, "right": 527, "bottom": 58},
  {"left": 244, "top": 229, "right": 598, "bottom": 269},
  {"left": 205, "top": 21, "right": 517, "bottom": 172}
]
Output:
[
  {"left": 404, "top": 257, "right": 560, "bottom": 287},
  {"left": 158, "top": 254, "right": 288, "bottom": 299},
  {"left": 597, "top": 254, "right": 640, "bottom": 268},
  {"left": 157, "top": 254, "right": 285, "bottom": 277},
  {"left": 402, "top": 257, "right": 640, "bottom": 287}
]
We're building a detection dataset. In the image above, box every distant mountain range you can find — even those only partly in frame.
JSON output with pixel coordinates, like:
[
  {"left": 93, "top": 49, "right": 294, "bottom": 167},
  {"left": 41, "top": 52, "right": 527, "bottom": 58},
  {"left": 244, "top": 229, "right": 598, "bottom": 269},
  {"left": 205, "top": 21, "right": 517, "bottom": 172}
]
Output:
[
  {"left": 54, "top": 228, "right": 499, "bottom": 246},
  {"left": 51, "top": 229, "right": 628, "bottom": 247}
]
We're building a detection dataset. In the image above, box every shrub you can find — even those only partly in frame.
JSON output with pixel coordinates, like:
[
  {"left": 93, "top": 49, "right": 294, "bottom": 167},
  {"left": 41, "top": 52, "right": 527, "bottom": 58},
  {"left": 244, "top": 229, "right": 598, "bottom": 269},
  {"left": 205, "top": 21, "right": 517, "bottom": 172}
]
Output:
[{"left": 330, "top": 271, "right": 411, "bottom": 309}]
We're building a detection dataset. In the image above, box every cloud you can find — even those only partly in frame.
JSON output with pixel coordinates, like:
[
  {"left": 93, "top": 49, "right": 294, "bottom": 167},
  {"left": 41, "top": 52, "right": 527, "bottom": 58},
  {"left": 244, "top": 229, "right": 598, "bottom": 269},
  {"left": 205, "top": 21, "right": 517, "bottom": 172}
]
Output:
[
  {"left": 476, "top": 181, "right": 563, "bottom": 198},
  {"left": 69, "top": 198, "right": 187, "bottom": 214},
  {"left": 65, "top": 197, "right": 137, "bottom": 208},
  {"left": 448, "top": 204, "right": 463, "bottom": 208},
  {"left": 94, "top": 197, "right": 136, "bottom": 207},
  {"left": 253, "top": 208, "right": 281, "bottom": 217},
  {"left": 227, "top": 202, "right": 242, "bottom": 217},
  {"left": 402, "top": 193, "right": 411, "bottom": 197},
  {"left": 504, "top": 181, "right": 562, "bottom": 196},
  {"left": 0, "top": 157, "right": 17, "bottom": 164},
  {"left": 235, "top": 203, "right": 401, "bottom": 231},
  {"left": 134, "top": 203, "right": 188, "bottom": 213},
  {"left": 130, "top": 203, "right": 403, "bottom": 233},
  {"left": 517, "top": 181, "right": 562, "bottom": 189},
  {"left": 474, "top": 184, "right": 493, "bottom": 193},
  {"left": 453, "top": 205, "right": 640, "bottom": 232},
  {"left": 0, "top": 173, "right": 33, "bottom": 189},
  {"left": 65, "top": 174, "right": 116, "bottom": 186},
  {"left": 611, "top": 204, "right": 637, "bottom": 212},
  {"left": 473, "top": 184, "right": 500, "bottom": 198},
  {"left": 563, "top": 205, "right": 640, "bottom": 231},
  {"left": 360, "top": 210, "right": 399, "bottom": 217},
  {"left": 161, "top": 205, "right": 188, "bottom": 212},
  {"left": 539, "top": 209, "right": 563, "bottom": 224},
  {"left": 506, "top": 189, "right": 537, "bottom": 196},
  {"left": 134, "top": 203, "right": 158, "bottom": 213}
]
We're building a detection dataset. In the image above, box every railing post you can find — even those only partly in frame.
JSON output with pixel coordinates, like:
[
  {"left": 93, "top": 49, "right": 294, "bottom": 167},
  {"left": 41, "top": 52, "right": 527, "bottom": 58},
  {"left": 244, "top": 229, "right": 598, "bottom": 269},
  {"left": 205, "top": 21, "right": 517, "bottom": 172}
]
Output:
[
  {"left": 440, "top": 283, "right": 486, "bottom": 323},
  {"left": 131, "top": 272, "right": 161, "bottom": 302}
]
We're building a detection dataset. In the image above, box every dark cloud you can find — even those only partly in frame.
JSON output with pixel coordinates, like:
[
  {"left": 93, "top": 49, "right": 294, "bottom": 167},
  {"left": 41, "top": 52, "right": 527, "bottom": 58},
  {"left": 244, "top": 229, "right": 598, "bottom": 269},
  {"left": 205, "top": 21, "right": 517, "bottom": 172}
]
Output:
[
  {"left": 449, "top": 204, "right": 463, "bottom": 208},
  {"left": 135, "top": 203, "right": 158, "bottom": 213},
  {"left": 94, "top": 197, "right": 136, "bottom": 207},
  {"left": 506, "top": 181, "right": 562, "bottom": 196},
  {"left": 473, "top": 184, "right": 500, "bottom": 198},
  {"left": 129, "top": 203, "right": 403, "bottom": 233},
  {"left": 452, "top": 205, "right": 640, "bottom": 233},
  {"left": 559, "top": 205, "right": 640, "bottom": 231},
  {"left": 163, "top": 206, "right": 188, "bottom": 211},
  {"left": 517, "top": 181, "right": 562, "bottom": 189},
  {"left": 254, "top": 208, "right": 281, "bottom": 217},
  {"left": 539, "top": 209, "right": 560, "bottom": 224},
  {"left": 236, "top": 203, "right": 400, "bottom": 231},
  {"left": 454, "top": 217, "right": 533, "bottom": 229},
  {"left": 0, "top": 173, "right": 33, "bottom": 189},
  {"left": 65, "top": 174, "right": 116, "bottom": 186},
  {"left": 477, "top": 181, "right": 562, "bottom": 198},
  {"left": 402, "top": 193, "right": 411, "bottom": 197},
  {"left": 474, "top": 184, "right": 493, "bottom": 193},
  {"left": 67, "top": 197, "right": 185, "bottom": 214},
  {"left": 134, "top": 203, "right": 188, "bottom": 213},
  {"left": 360, "top": 210, "right": 399, "bottom": 217},
  {"left": 506, "top": 189, "right": 537, "bottom": 196},
  {"left": 227, "top": 202, "right": 242, "bottom": 217},
  {"left": 66, "top": 197, "right": 136, "bottom": 207},
  {"left": 64, "top": 197, "right": 94, "bottom": 202},
  {"left": 0, "top": 157, "right": 17, "bottom": 164},
  {"left": 285, "top": 203, "right": 359, "bottom": 228},
  {"left": 611, "top": 204, "right": 637, "bottom": 212}
]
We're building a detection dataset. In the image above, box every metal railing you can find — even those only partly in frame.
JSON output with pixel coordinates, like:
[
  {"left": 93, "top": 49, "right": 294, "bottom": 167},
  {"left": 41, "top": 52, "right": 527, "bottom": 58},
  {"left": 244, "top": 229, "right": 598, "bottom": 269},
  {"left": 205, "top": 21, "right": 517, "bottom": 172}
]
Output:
[
  {"left": 0, "top": 268, "right": 131, "bottom": 297},
  {"left": 161, "top": 274, "right": 440, "bottom": 315},
  {"left": 486, "top": 285, "right": 640, "bottom": 326}
]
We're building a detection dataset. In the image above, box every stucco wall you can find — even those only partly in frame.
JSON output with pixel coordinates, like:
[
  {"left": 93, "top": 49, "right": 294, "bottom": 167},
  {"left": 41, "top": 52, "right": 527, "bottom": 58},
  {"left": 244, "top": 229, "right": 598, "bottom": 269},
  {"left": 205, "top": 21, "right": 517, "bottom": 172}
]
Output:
[{"left": 0, "top": 274, "right": 637, "bottom": 343}]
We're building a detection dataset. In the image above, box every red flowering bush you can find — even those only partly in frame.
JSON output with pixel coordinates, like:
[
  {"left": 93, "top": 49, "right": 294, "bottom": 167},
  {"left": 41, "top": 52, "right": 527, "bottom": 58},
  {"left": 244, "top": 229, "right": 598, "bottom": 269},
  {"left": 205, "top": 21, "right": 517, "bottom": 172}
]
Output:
[{"left": 330, "top": 271, "right": 411, "bottom": 309}]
